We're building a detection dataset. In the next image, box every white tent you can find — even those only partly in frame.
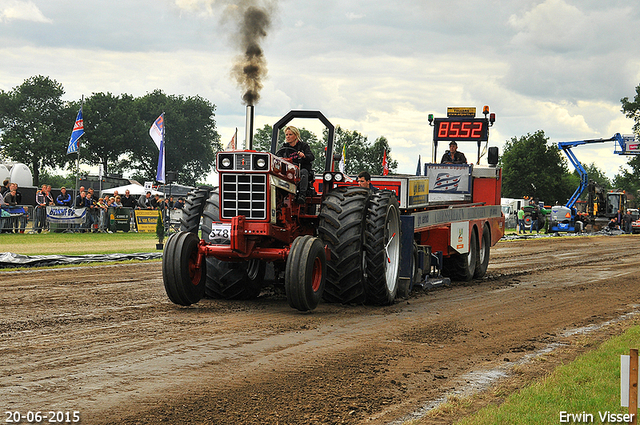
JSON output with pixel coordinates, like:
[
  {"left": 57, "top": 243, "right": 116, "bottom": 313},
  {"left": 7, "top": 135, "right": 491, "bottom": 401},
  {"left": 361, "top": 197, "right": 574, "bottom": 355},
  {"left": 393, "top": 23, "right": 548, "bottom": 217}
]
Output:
[{"left": 100, "top": 183, "right": 163, "bottom": 198}]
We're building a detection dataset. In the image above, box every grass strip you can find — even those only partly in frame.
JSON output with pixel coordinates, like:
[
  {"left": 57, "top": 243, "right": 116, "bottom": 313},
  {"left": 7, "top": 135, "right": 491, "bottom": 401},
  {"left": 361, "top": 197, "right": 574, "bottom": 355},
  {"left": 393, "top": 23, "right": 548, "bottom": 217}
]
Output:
[{"left": 452, "top": 324, "right": 640, "bottom": 424}]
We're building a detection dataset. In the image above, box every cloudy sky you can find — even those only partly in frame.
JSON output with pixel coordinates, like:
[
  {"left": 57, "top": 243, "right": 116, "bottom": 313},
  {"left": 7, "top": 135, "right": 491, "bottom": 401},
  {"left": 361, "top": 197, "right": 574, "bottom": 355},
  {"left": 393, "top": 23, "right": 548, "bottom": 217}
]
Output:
[{"left": 1, "top": 0, "right": 639, "bottom": 184}]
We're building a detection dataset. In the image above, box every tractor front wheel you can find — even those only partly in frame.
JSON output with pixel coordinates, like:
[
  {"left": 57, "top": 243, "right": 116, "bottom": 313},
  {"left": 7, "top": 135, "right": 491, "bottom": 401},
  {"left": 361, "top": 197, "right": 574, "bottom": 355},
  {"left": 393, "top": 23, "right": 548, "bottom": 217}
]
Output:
[
  {"left": 163, "top": 231, "right": 206, "bottom": 305},
  {"left": 285, "top": 235, "right": 326, "bottom": 312}
]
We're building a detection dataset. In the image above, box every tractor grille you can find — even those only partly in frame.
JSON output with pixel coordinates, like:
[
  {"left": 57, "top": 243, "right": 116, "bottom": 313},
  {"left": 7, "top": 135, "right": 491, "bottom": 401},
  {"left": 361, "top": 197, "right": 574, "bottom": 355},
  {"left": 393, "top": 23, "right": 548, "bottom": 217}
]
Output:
[{"left": 221, "top": 174, "right": 267, "bottom": 219}]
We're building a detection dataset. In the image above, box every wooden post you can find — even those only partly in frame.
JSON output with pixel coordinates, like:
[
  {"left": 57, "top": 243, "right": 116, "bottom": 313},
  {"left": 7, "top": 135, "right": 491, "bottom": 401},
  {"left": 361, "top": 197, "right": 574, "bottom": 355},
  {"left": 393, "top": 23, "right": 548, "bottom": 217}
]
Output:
[{"left": 630, "top": 348, "right": 638, "bottom": 425}]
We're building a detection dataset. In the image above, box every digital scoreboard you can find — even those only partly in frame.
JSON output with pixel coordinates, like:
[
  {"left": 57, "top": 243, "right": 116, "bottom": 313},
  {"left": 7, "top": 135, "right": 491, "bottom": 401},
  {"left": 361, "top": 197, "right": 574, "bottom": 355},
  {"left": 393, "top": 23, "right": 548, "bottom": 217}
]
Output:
[{"left": 432, "top": 118, "right": 489, "bottom": 142}]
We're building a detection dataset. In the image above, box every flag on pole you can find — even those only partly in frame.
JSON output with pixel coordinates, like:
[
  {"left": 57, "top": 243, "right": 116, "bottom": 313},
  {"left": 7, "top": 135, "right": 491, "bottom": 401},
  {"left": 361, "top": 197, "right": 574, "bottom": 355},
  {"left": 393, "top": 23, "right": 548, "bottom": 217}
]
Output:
[
  {"left": 339, "top": 143, "right": 346, "bottom": 174},
  {"left": 226, "top": 128, "right": 237, "bottom": 150},
  {"left": 416, "top": 155, "right": 421, "bottom": 176},
  {"left": 149, "top": 113, "right": 165, "bottom": 183},
  {"left": 382, "top": 150, "right": 389, "bottom": 176},
  {"left": 67, "top": 108, "right": 84, "bottom": 154}
]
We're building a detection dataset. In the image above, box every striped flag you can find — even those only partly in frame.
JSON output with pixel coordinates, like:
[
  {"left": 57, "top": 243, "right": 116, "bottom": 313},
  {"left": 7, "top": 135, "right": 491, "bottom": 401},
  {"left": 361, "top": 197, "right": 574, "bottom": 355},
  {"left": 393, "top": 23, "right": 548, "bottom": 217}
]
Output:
[
  {"left": 226, "top": 128, "right": 237, "bottom": 150},
  {"left": 66, "top": 108, "right": 84, "bottom": 154},
  {"left": 339, "top": 143, "right": 346, "bottom": 174},
  {"left": 149, "top": 114, "right": 165, "bottom": 183},
  {"left": 382, "top": 150, "right": 389, "bottom": 176}
]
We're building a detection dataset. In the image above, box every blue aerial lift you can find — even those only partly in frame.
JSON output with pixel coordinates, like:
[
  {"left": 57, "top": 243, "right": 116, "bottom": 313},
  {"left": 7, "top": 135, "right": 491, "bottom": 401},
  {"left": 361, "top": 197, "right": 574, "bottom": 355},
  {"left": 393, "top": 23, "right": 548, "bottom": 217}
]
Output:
[{"left": 550, "top": 133, "right": 639, "bottom": 232}]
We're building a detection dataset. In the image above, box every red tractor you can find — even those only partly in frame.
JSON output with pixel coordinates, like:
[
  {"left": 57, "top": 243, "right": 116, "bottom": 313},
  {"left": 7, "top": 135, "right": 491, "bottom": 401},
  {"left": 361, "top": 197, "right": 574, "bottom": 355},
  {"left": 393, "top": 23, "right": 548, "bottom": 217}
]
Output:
[
  {"left": 163, "top": 108, "right": 505, "bottom": 311},
  {"left": 163, "top": 110, "right": 402, "bottom": 311}
]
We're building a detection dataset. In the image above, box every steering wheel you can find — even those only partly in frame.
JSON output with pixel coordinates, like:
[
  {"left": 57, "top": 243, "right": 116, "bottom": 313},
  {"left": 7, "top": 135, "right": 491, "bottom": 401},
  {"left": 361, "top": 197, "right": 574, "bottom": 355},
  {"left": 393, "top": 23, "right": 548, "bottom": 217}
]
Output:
[{"left": 276, "top": 145, "right": 297, "bottom": 159}]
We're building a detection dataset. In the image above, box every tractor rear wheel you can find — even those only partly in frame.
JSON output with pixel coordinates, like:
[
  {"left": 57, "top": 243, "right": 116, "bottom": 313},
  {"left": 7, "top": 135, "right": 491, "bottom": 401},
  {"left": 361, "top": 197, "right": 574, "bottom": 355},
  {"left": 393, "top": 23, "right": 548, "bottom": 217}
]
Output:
[
  {"left": 285, "top": 235, "right": 326, "bottom": 311},
  {"left": 180, "top": 186, "right": 212, "bottom": 234},
  {"left": 200, "top": 192, "right": 265, "bottom": 299},
  {"left": 363, "top": 190, "right": 401, "bottom": 305},
  {"left": 474, "top": 224, "right": 491, "bottom": 279},
  {"left": 318, "top": 186, "right": 369, "bottom": 304},
  {"left": 162, "top": 231, "right": 206, "bottom": 305}
]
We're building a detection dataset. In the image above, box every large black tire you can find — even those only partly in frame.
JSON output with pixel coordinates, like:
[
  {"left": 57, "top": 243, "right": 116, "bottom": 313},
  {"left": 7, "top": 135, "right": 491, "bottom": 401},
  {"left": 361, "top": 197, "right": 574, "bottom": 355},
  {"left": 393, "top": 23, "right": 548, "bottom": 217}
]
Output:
[
  {"left": 285, "top": 235, "right": 326, "bottom": 312},
  {"left": 317, "top": 186, "right": 369, "bottom": 304},
  {"left": 474, "top": 224, "right": 491, "bottom": 279},
  {"left": 442, "top": 228, "right": 478, "bottom": 282},
  {"left": 363, "top": 190, "right": 401, "bottom": 305},
  {"left": 201, "top": 192, "right": 265, "bottom": 299},
  {"left": 180, "top": 186, "right": 213, "bottom": 234},
  {"left": 163, "top": 231, "right": 206, "bottom": 306}
]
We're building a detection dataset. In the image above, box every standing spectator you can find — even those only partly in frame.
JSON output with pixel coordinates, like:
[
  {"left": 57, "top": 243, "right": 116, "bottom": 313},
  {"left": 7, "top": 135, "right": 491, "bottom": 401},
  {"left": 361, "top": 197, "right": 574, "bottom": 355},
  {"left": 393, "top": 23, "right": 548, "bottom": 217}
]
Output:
[
  {"left": 9, "top": 183, "right": 26, "bottom": 233},
  {"left": 0, "top": 190, "right": 6, "bottom": 233},
  {"left": 166, "top": 196, "right": 175, "bottom": 209},
  {"left": 3, "top": 186, "right": 22, "bottom": 233},
  {"left": 75, "top": 190, "right": 87, "bottom": 232},
  {"left": 151, "top": 194, "right": 162, "bottom": 209},
  {"left": 45, "top": 185, "right": 54, "bottom": 206},
  {"left": 530, "top": 206, "right": 539, "bottom": 234},
  {"left": 174, "top": 197, "right": 185, "bottom": 210},
  {"left": 622, "top": 210, "right": 632, "bottom": 234},
  {"left": 0, "top": 179, "right": 9, "bottom": 196},
  {"left": 56, "top": 187, "right": 72, "bottom": 206},
  {"left": 85, "top": 188, "right": 97, "bottom": 232},
  {"left": 517, "top": 206, "right": 525, "bottom": 234},
  {"left": 138, "top": 191, "right": 153, "bottom": 209},
  {"left": 96, "top": 197, "right": 108, "bottom": 232},
  {"left": 33, "top": 184, "right": 48, "bottom": 233},
  {"left": 120, "top": 189, "right": 135, "bottom": 208}
]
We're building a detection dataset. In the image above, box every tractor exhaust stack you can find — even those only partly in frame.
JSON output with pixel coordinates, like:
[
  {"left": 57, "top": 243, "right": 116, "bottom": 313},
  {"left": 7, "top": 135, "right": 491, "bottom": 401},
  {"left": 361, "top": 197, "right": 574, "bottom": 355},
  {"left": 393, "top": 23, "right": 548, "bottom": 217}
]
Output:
[{"left": 245, "top": 104, "right": 255, "bottom": 150}]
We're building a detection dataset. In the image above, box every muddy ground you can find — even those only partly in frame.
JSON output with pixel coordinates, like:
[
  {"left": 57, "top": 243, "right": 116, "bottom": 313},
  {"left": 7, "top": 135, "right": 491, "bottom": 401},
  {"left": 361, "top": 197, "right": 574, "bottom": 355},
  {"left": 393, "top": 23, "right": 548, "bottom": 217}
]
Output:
[{"left": 2, "top": 234, "right": 640, "bottom": 424}]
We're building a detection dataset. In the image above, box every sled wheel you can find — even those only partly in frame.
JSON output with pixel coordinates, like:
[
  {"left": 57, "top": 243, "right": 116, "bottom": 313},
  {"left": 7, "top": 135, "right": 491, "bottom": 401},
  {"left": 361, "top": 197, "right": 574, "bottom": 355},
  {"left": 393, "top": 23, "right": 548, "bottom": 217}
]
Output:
[
  {"left": 163, "top": 231, "right": 206, "bottom": 305},
  {"left": 285, "top": 235, "right": 326, "bottom": 312},
  {"left": 443, "top": 227, "right": 478, "bottom": 282},
  {"left": 474, "top": 224, "right": 491, "bottom": 279}
]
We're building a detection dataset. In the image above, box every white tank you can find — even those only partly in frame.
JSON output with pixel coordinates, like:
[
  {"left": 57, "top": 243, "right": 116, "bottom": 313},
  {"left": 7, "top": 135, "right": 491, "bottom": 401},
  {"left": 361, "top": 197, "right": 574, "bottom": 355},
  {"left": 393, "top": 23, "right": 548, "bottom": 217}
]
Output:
[
  {"left": 0, "top": 164, "right": 10, "bottom": 183},
  {"left": 9, "top": 163, "right": 34, "bottom": 187}
]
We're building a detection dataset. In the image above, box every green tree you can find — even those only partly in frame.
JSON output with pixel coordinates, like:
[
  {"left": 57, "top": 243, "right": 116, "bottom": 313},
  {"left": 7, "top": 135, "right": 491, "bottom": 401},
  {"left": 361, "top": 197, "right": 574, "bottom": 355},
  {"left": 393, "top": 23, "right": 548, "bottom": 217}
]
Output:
[
  {"left": 331, "top": 126, "right": 398, "bottom": 176},
  {"left": 243, "top": 123, "right": 398, "bottom": 176},
  {"left": 500, "top": 130, "right": 574, "bottom": 204},
  {"left": 81, "top": 92, "right": 138, "bottom": 176},
  {"left": 618, "top": 86, "right": 640, "bottom": 205},
  {"left": 124, "top": 90, "right": 220, "bottom": 186},
  {"left": 0, "top": 75, "right": 73, "bottom": 186}
]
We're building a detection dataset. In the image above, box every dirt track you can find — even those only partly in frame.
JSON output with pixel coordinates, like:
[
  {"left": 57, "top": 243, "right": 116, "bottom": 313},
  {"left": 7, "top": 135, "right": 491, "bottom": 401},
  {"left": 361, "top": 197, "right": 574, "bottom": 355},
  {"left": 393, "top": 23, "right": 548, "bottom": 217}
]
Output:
[{"left": 2, "top": 234, "right": 640, "bottom": 424}]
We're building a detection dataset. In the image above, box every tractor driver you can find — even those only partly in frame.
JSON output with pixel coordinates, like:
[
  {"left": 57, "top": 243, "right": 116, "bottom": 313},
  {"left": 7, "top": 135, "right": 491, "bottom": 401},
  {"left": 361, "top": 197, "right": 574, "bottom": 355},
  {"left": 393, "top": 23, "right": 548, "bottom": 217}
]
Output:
[
  {"left": 277, "top": 125, "right": 315, "bottom": 204},
  {"left": 440, "top": 141, "right": 467, "bottom": 164}
]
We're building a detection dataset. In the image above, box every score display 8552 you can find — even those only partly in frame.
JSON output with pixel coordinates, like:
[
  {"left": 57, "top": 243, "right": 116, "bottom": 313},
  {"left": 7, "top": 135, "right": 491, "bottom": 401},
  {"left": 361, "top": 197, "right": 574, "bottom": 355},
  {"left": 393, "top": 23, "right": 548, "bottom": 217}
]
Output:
[{"left": 433, "top": 118, "right": 489, "bottom": 142}]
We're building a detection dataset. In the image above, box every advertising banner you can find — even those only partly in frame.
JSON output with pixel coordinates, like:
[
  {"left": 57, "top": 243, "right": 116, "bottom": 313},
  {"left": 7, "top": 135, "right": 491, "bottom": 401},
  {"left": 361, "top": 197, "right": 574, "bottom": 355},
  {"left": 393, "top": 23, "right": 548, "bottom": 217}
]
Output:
[
  {"left": 46, "top": 206, "right": 86, "bottom": 225},
  {"left": 134, "top": 210, "right": 159, "bottom": 233},
  {"left": 425, "top": 164, "right": 472, "bottom": 194}
]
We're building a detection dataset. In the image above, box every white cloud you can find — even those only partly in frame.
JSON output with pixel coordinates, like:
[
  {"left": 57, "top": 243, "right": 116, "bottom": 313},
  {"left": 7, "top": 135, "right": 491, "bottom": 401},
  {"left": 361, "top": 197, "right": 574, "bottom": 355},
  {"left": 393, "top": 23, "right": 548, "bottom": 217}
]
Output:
[
  {"left": 345, "top": 12, "right": 364, "bottom": 21},
  {"left": 0, "top": 0, "right": 51, "bottom": 23}
]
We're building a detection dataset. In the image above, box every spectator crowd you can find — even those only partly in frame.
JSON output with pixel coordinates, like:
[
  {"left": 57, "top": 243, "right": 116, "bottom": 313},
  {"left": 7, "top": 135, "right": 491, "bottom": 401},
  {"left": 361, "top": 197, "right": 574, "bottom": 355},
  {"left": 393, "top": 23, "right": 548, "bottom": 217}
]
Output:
[{"left": 0, "top": 178, "right": 185, "bottom": 234}]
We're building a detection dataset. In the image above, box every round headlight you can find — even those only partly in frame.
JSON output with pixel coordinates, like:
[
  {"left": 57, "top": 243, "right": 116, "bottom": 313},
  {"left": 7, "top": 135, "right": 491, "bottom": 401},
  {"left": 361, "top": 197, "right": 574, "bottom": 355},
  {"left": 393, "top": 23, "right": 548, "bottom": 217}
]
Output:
[
  {"left": 256, "top": 158, "right": 266, "bottom": 168},
  {"left": 323, "top": 172, "right": 333, "bottom": 182},
  {"left": 221, "top": 157, "right": 231, "bottom": 168},
  {"left": 334, "top": 173, "right": 344, "bottom": 182}
]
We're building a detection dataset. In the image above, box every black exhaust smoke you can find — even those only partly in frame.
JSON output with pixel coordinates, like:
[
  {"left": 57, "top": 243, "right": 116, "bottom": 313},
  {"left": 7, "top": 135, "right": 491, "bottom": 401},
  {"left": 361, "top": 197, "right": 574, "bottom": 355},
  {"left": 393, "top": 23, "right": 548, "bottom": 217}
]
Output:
[{"left": 232, "top": 3, "right": 273, "bottom": 107}]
